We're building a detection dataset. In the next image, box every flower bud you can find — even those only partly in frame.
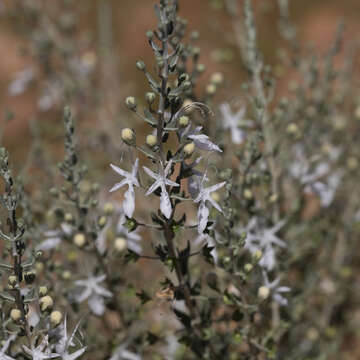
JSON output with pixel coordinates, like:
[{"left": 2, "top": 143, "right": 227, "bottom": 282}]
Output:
[
  {"left": 8, "top": 275, "right": 17, "bottom": 287},
  {"left": 103, "top": 202, "right": 114, "bottom": 216},
  {"left": 50, "top": 311, "right": 63, "bottom": 327},
  {"left": 145, "top": 92, "right": 156, "bottom": 104},
  {"left": 98, "top": 216, "right": 107, "bottom": 228},
  {"left": 10, "top": 309, "right": 22, "bottom": 322},
  {"left": 114, "top": 237, "right": 127, "bottom": 252},
  {"left": 178, "top": 116, "right": 189, "bottom": 128},
  {"left": 210, "top": 191, "right": 220, "bottom": 203},
  {"left": 136, "top": 60, "right": 146, "bottom": 71},
  {"left": 244, "top": 263, "right": 253, "bottom": 273},
  {"left": 183, "top": 99, "right": 194, "bottom": 114},
  {"left": 62, "top": 270, "right": 72, "bottom": 280},
  {"left": 196, "top": 64, "right": 205, "bottom": 73},
  {"left": 121, "top": 128, "right": 136, "bottom": 146},
  {"left": 39, "top": 286, "right": 48, "bottom": 297},
  {"left": 146, "top": 134, "right": 157, "bottom": 148},
  {"left": 125, "top": 96, "right": 137, "bottom": 111},
  {"left": 243, "top": 189, "right": 253, "bottom": 200},
  {"left": 24, "top": 271, "right": 36, "bottom": 284},
  {"left": 286, "top": 123, "right": 299, "bottom": 135},
  {"left": 253, "top": 249, "right": 263, "bottom": 262},
  {"left": 183, "top": 142, "right": 195, "bottom": 157},
  {"left": 64, "top": 212, "right": 74, "bottom": 224},
  {"left": 210, "top": 72, "right": 224, "bottom": 86},
  {"left": 206, "top": 83, "right": 217, "bottom": 96},
  {"left": 258, "top": 286, "right": 270, "bottom": 300},
  {"left": 73, "top": 233, "right": 86, "bottom": 248},
  {"left": 39, "top": 295, "right": 54, "bottom": 312},
  {"left": 182, "top": 81, "right": 192, "bottom": 91}
]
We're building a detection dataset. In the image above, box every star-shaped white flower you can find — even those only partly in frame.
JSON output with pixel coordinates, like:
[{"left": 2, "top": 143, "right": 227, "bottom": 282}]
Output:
[
  {"left": 219, "top": 103, "right": 253, "bottom": 144},
  {"left": 74, "top": 274, "right": 112, "bottom": 316},
  {"left": 36, "top": 223, "right": 73, "bottom": 252},
  {"left": 262, "top": 271, "right": 290, "bottom": 306},
  {"left": 143, "top": 161, "right": 179, "bottom": 219},
  {"left": 0, "top": 334, "right": 16, "bottom": 360},
  {"left": 110, "top": 159, "right": 140, "bottom": 218},
  {"left": 55, "top": 317, "right": 86, "bottom": 360},
  {"left": 194, "top": 180, "right": 226, "bottom": 234},
  {"left": 116, "top": 213, "right": 143, "bottom": 254},
  {"left": 22, "top": 336, "right": 59, "bottom": 360},
  {"left": 187, "top": 126, "right": 222, "bottom": 152}
]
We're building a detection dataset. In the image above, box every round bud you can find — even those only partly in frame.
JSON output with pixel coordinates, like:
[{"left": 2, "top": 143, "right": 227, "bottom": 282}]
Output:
[
  {"left": 146, "top": 30, "right": 154, "bottom": 39},
  {"left": 178, "top": 116, "right": 189, "bottom": 128},
  {"left": 192, "top": 46, "right": 200, "bottom": 57},
  {"left": 114, "top": 237, "right": 127, "bottom": 252},
  {"left": 73, "top": 233, "right": 86, "bottom": 248},
  {"left": 145, "top": 92, "right": 156, "bottom": 104},
  {"left": 39, "top": 295, "right": 54, "bottom": 312},
  {"left": 121, "top": 128, "right": 136, "bottom": 145},
  {"left": 98, "top": 216, "right": 107, "bottom": 228},
  {"left": 183, "top": 142, "right": 195, "bottom": 157},
  {"left": 196, "top": 64, "right": 205, "bottom": 73},
  {"left": 253, "top": 249, "right": 263, "bottom": 261},
  {"left": 125, "top": 96, "right": 137, "bottom": 111},
  {"left": 243, "top": 189, "right": 253, "bottom": 200},
  {"left": 50, "top": 311, "right": 63, "bottom": 327},
  {"left": 146, "top": 134, "right": 157, "bottom": 148},
  {"left": 49, "top": 188, "right": 59, "bottom": 197},
  {"left": 286, "top": 123, "right": 299, "bottom": 135},
  {"left": 10, "top": 309, "right": 22, "bottom": 322},
  {"left": 91, "top": 182, "right": 100, "bottom": 192},
  {"left": 62, "top": 270, "right": 71, "bottom": 280},
  {"left": 8, "top": 275, "right": 17, "bottom": 287},
  {"left": 206, "top": 83, "right": 217, "bottom": 96},
  {"left": 347, "top": 157, "right": 358, "bottom": 170},
  {"left": 210, "top": 191, "right": 220, "bottom": 203},
  {"left": 39, "top": 286, "right": 48, "bottom": 297},
  {"left": 64, "top": 212, "right": 74, "bottom": 224},
  {"left": 210, "top": 72, "right": 224, "bottom": 86},
  {"left": 244, "top": 263, "right": 253, "bottom": 273},
  {"left": 258, "top": 286, "right": 270, "bottom": 300},
  {"left": 136, "top": 60, "right": 146, "bottom": 71},
  {"left": 269, "top": 194, "right": 278, "bottom": 203},
  {"left": 103, "top": 202, "right": 114, "bottom": 216}
]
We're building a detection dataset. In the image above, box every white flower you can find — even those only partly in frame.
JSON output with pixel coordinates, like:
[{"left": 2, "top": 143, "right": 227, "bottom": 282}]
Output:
[
  {"left": 22, "top": 336, "right": 59, "bottom": 360},
  {"left": 143, "top": 161, "right": 179, "bottom": 219},
  {"left": 194, "top": 179, "right": 226, "bottom": 234},
  {"left": 0, "top": 334, "right": 16, "bottom": 360},
  {"left": 8, "top": 68, "right": 35, "bottom": 96},
  {"left": 237, "top": 218, "right": 286, "bottom": 271},
  {"left": 55, "top": 317, "right": 86, "bottom": 360},
  {"left": 110, "top": 159, "right": 140, "bottom": 218},
  {"left": 262, "top": 271, "right": 290, "bottom": 306},
  {"left": 36, "top": 223, "right": 73, "bottom": 252},
  {"left": 187, "top": 126, "right": 222, "bottom": 152},
  {"left": 219, "top": 103, "right": 253, "bottom": 144},
  {"left": 74, "top": 274, "right": 112, "bottom": 316}
]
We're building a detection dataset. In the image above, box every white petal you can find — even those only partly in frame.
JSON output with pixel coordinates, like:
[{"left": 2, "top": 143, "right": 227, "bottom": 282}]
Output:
[
  {"left": 109, "top": 179, "right": 128, "bottom": 193},
  {"left": 197, "top": 201, "right": 210, "bottom": 234},
  {"left": 160, "top": 187, "right": 172, "bottom": 219},
  {"left": 88, "top": 294, "right": 105, "bottom": 316},
  {"left": 110, "top": 163, "right": 128, "bottom": 177},
  {"left": 123, "top": 186, "right": 135, "bottom": 218}
]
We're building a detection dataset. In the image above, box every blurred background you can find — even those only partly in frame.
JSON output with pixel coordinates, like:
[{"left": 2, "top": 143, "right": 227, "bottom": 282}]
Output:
[{"left": 1, "top": 0, "right": 360, "bottom": 164}]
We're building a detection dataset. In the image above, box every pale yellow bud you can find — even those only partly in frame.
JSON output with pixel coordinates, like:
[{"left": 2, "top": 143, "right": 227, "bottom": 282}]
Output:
[
  {"left": 286, "top": 123, "right": 299, "bottom": 135},
  {"left": 243, "top": 189, "right": 253, "bottom": 200},
  {"left": 50, "top": 311, "right": 63, "bottom": 326},
  {"left": 39, "top": 295, "right": 54, "bottom": 312},
  {"left": 39, "top": 286, "right": 48, "bottom": 297},
  {"left": 121, "top": 128, "right": 136, "bottom": 145},
  {"left": 146, "top": 134, "right": 157, "bottom": 147},
  {"left": 62, "top": 270, "right": 71, "bottom": 280},
  {"left": 183, "top": 142, "right": 195, "bottom": 157},
  {"left": 64, "top": 213, "right": 74, "bottom": 223},
  {"left": 98, "top": 216, "right": 107, "bottom": 228},
  {"left": 178, "top": 115, "right": 189, "bottom": 128},
  {"left": 210, "top": 72, "right": 224, "bottom": 86},
  {"left": 114, "top": 237, "right": 127, "bottom": 252},
  {"left": 10, "top": 309, "right": 22, "bottom": 322},
  {"left": 347, "top": 157, "right": 358, "bottom": 170},
  {"left": 244, "top": 263, "right": 253, "bottom": 273},
  {"left": 103, "top": 202, "right": 114, "bottom": 216},
  {"left": 258, "top": 286, "right": 270, "bottom": 300},
  {"left": 206, "top": 83, "right": 217, "bottom": 95},
  {"left": 125, "top": 96, "right": 137, "bottom": 110},
  {"left": 253, "top": 249, "right": 263, "bottom": 261},
  {"left": 307, "top": 327, "right": 319, "bottom": 341},
  {"left": 8, "top": 275, "right": 17, "bottom": 286},
  {"left": 73, "top": 233, "right": 86, "bottom": 247}
]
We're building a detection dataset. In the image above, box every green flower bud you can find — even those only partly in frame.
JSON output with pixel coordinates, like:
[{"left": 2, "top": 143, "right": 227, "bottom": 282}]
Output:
[
  {"left": 136, "top": 60, "right": 146, "bottom": 71},
  {"left": 145, "top": 92, "right": 156, "bottom": 104},
  {"left": 125, "top": 96, "right": 137, "bottom": 111}
]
